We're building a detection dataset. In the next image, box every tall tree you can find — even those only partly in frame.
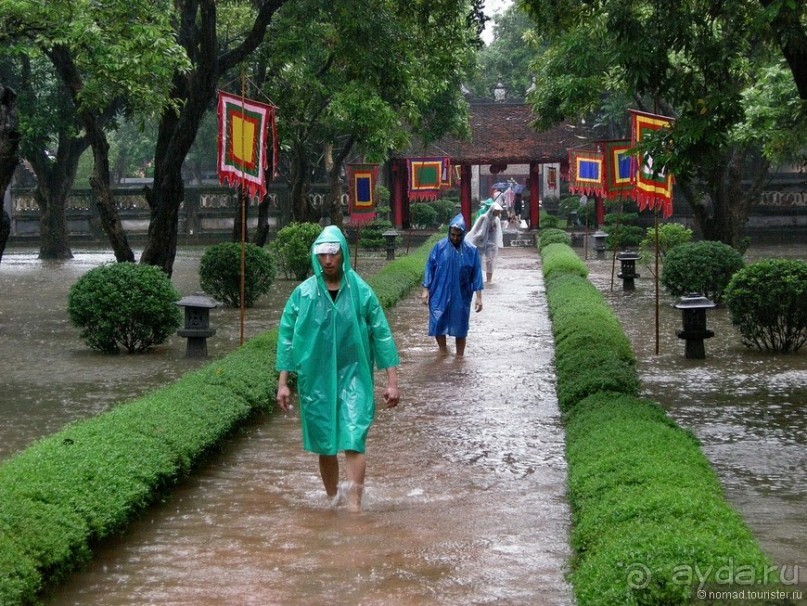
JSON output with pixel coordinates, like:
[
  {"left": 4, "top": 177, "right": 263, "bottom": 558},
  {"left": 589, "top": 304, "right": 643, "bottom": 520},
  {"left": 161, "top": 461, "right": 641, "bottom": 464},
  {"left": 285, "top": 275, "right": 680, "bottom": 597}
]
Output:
[
  {"left": 255, "top": 0, "right": 480, "bottom": 224},
  {"left": 139, "top": 0, "right": 286, "bottom": 276},
  {"left": 0, "top": 83, "right": 19, "bottom": 262},
  {"left": 0, "top": 0, "right": 189, "bottom": 261},
  {"left": 468, "top": 4, "right": 537, "bottom": 99},
  {"left": 758, "top": 0, "right": 807, "bottom": 100},
  {"left": 3, "top": 56, "right": 88, "bottom": 260},
  {"left": 521, "top": 0, "right": 806, "bottom": 247}
]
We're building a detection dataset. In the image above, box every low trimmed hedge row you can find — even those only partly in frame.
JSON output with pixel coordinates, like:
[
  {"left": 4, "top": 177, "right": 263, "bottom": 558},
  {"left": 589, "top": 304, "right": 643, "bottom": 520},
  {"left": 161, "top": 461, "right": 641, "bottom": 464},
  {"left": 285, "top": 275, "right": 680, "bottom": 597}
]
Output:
[
  {"left": 0, "top": 238, "right": 436, "bottom": 606},
  {"left": 540, "top": 241, "right": 779, "bottom": 604}
]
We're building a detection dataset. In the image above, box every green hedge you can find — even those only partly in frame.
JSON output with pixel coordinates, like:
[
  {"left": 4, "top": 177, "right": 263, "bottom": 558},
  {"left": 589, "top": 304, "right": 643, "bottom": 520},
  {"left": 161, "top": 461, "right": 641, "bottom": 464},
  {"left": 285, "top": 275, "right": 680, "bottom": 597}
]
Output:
[
  {"left": 0, "top": 239, "right": 434, "bottom": 606},
  {"left": 540, "top": 242, "right": 778, "bottom": 604}
]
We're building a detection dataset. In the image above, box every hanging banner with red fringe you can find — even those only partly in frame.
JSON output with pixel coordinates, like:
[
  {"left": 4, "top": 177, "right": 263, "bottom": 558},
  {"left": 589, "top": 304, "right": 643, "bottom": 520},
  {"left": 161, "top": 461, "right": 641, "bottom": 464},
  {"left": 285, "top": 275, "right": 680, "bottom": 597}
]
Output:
[
  {"left": 407, "top": 157, "right": 448, "bottom": 201},
  {"left": 217, "top": 91, "right": 278, "bottom": 201},
  {"left": 568, "top": 148, "right": 605, "bottom": 197},
  {"left": 599, "top": 139, "right": 634, "bottom": 200},
  {"left": 630, "top": 109, "right": 674, "bottom": 217},
  {"left": 347, "top": 163, "right": 379, "bottom": 223}
]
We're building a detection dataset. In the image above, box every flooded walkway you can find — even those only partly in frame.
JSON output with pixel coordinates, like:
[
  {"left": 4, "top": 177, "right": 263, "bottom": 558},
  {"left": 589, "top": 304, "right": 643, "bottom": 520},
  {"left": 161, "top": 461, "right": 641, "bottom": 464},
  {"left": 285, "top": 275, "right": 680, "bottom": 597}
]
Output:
[{"left": 46, "top": 247, "right": 575, "bottom": 606}]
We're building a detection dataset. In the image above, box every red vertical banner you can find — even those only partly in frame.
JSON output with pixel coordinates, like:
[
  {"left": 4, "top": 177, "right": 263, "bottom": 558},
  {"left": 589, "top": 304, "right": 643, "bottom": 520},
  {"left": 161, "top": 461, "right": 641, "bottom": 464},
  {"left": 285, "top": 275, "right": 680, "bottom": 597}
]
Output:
[
  {"left": 407, "top": 157, "right": 449, "bottom": 201},
  {"left": 217, "top": 91, "right": 277, "bottom": 200},
  {"left": 629, "top": 110, "right": 675, "bottom": 217},
  {"left": 347, "top": 163, "right": 379, "bottom": 224},
  {"left": 599, "top": 139, "right": 633, "bottom": 200},
  {"left": 568, "top": 148, "right": 605, "bottom": 197}
]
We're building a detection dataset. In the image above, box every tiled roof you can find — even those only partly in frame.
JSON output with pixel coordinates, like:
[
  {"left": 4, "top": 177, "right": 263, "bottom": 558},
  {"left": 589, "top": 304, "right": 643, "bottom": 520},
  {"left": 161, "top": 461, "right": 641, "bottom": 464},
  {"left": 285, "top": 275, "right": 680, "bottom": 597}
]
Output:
[{"left": 398, "top": 102, "right": 592, "bottom": 165}]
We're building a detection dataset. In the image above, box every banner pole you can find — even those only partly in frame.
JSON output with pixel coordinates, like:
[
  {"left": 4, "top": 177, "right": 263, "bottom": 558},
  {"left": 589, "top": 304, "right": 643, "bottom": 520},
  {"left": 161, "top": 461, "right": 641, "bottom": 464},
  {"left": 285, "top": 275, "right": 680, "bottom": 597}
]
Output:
[
  {"left": 239, "top": 75, "right": 247, "bottom": 346},
  {"left": 654, "top": 208, "right": 660, "bottom": 355}
]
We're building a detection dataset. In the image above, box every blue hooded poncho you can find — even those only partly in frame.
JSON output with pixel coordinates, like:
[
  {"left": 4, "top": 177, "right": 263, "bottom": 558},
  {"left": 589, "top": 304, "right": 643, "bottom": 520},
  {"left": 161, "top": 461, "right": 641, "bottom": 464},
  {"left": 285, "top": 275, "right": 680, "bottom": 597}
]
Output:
[
  {"left": 276, "top": 226, "right": 399, "bottom": 455},
  {"left": 422, "top": 214, "right": 484, "bottom": 338}
]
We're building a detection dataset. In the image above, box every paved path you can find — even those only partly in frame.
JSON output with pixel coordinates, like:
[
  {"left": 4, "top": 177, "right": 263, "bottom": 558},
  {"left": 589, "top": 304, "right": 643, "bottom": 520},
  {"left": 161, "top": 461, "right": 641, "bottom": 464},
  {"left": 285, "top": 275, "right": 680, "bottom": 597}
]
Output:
[{"left": 50, "top": 245, "right": 575, "bottom": 606}]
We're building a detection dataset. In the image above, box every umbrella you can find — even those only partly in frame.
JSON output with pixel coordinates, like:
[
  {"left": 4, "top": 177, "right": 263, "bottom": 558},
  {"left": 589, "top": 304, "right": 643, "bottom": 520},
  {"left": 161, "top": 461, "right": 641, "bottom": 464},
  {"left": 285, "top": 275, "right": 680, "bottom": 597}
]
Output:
[
  {"left": 491, "top": 181, "right": 511, "bottom": 191},
  {"left": 512, "top": 184, "right": 526, "bottom": 194}
]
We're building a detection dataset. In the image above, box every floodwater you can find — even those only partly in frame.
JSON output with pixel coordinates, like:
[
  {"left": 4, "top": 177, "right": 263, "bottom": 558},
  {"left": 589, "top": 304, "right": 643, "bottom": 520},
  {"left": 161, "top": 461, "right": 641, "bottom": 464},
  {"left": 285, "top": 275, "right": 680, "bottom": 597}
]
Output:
[
  {"left": 584, "top": 243, "right": 807, "bottom": 580},
  {"left": 2, "top": 246, "right": 575, "bottom": 605}
]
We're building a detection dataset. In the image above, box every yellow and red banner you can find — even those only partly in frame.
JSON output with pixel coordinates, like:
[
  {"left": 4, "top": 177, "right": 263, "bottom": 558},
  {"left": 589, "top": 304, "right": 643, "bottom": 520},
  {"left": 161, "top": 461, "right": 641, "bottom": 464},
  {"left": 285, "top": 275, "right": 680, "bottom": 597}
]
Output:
[
  {"left": 630, "top": 109, "right": 674, "bottom": 217},
  {"left": 599, "top": 139, "right": 633, "bottom": 200},
  {"left": 347, "top": 163, "right": 379, "bottom": 223},
  {"left": 568, "top": 148, "right": 604, "bottom": 197},
  {"left": 217, "top": 91, "right": 278, "bottom": 201},
  {"left": 407, "top": 157, "right": 449, "bottom": 201}
]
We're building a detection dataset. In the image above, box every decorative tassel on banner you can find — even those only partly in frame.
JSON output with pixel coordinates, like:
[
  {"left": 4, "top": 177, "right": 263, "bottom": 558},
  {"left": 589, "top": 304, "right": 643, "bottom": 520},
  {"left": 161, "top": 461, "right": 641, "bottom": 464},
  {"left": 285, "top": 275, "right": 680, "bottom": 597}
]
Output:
[
  {"left": 347, "top": 163, "right": 379, "bottom": 225},
  {"left": 568, "top": 148, "right": 605, "bottom": 198},
  {"left": 216, "top": 90, "right": 278, "bottom": 201},
  {"left": 629, "top": 109, "right": 675, "bottom": 218},
  {"left": 407, "top": 157, "right": 449, "bottom": 201}
]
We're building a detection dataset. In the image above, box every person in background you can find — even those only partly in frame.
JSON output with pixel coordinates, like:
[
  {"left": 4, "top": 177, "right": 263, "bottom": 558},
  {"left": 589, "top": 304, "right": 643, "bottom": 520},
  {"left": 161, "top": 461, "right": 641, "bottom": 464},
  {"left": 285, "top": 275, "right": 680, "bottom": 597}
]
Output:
[
  {"left": 422, "top": 214, "right": 484, "bottom": 356},
  {"left": 513, "top": 192, "right": 523, "bottom": 223},
  {"left": 276, "top": 225, "right": 400, "bottom": 513},
  {"left": 467, "top": 202, "right": 504, "bottom": 283},
  {"left": 472, "top": 188, "right": 505, "bottom": 224}
]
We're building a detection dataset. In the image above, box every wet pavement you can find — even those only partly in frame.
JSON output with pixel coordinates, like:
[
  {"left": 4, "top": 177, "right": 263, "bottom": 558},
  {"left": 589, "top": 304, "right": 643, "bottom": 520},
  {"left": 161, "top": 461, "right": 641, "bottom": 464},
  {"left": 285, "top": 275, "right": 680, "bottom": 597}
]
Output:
[
  {"left": 3, "top": 240, "right": 805, "bottom": 603},
  {"left": 2, "top": 246, "right": 574, "bottom": 605}
]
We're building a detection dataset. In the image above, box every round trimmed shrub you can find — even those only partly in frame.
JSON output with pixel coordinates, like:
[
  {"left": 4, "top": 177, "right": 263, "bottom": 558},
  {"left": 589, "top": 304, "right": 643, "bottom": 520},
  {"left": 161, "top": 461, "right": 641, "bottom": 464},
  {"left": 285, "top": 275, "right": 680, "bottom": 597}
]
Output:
[
  {"left": 68, "top": 262, "right": 181, "bottom": 354},
  {"left": 433, "top": 198, "right": 458, "bottom": 226},
  {"left": 359, "top": 218, "right": 397, "bottom": 249},
  {"left": 604, "top": 224, "right": 644, "bottom": 250},
  {"left": 271, "top": 222, "right": 322, "bottom": 280},
  {"left": 639, "top": 222, "right": 693, "bottom": 260},
  {"left": 540, "top": 212, "right": 560, "bottom": 229},
  {"left": 724, "top": 258, "right": 807, "bottom": 353},
  {"left": 410, "top": 203, "right": 438, "bottom": 228},
  {"left": 539, "top": 228, "right": 572, "bottom": 248},
  {"left": 660, "top": 240, "right": 744, "bottom": 303},
  {"left": 199, "top": 242, "right": 276, "bottom": 307}
]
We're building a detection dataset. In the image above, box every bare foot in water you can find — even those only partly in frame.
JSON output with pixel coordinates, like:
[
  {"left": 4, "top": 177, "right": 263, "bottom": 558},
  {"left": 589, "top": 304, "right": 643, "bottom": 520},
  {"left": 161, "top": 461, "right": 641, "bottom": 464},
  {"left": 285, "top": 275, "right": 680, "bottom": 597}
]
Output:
[{"left": 346, "top": 482, "right": 363, "bottom": 513}]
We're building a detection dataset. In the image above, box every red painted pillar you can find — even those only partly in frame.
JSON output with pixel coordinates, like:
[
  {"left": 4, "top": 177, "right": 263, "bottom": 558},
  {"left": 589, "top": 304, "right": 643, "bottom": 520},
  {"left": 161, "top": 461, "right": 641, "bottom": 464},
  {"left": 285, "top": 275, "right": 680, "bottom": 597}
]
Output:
[
  {"left": 595, "top": 195, "right": 605, "bottom": 226},
  {"left": 460, "top": 163, "right": 472, "bottom": 229},
  {"left": 529, "top": 161, "right": 541, "bottom": 230},
  {"left": 391, "top": 159, "right": 407, "bottom": 229}
]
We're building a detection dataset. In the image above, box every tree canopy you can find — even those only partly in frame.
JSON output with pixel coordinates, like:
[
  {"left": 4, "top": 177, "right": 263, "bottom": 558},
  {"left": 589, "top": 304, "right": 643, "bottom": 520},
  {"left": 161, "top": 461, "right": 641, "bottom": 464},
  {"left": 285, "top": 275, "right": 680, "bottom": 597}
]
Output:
[{"left": 520, "top": 0, "right": 807, "bottom": 246}]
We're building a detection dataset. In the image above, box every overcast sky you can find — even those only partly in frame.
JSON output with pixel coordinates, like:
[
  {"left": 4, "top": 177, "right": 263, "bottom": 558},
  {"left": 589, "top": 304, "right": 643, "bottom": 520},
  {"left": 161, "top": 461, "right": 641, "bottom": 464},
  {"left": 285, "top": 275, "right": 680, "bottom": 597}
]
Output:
[{"left": 482, "top": 0, "right": 513, "bottom": 45}]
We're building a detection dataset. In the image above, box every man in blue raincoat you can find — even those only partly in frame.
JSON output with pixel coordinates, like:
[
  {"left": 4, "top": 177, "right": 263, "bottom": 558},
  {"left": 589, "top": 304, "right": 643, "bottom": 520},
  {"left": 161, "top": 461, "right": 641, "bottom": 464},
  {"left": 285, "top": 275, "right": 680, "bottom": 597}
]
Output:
[
  {"left": 276, "top": 226, "right": 399, "bottom": 512},
  {"left": 421, "top": 214, "right": 484, "bottom": 356}
]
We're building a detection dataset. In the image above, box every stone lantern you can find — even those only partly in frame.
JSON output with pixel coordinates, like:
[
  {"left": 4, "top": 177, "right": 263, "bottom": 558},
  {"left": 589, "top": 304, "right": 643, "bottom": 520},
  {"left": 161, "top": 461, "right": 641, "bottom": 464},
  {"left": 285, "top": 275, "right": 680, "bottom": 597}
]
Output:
[
  {"left": 674, "top": 293, "right": 716, "bottom": 359},
  {"left": 176, "top": 293, "right": 218, "bottom": 358},
  {"left": 592, "top": 230, "right": 608, "bottom": 260},
  {"left": 382, "top": 229, "right": 399, "bottom": 261},
  {"left": 616, "top": 250, "right": 641, "bottom": 291}
]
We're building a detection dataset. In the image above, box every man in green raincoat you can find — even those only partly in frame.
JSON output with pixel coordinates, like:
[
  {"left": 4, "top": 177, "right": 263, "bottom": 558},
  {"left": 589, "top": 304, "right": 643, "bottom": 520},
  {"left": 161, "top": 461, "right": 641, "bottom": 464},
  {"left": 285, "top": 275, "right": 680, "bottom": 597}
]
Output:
[{"left": 276, "top": 225, "right": 400, "bottom": 512}]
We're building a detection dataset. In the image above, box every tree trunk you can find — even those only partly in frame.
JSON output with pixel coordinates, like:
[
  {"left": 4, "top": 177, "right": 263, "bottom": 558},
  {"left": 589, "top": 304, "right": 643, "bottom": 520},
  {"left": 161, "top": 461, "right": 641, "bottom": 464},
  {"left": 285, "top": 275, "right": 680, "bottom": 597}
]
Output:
[
  {"left": 35, "top": 187, "right": 73, "bottom": 260},
  {"left": 140, "top": 0, "right": 283, "bottom": 275},
  {"left": 685, "top": 145, "right": 769, "bottom": 249},
  {"left": 0, "top": 84, "right": 20, "bottom": 263},
  {"left": 288, "top": 141, "right": 312, "bottom": 222},
  {"left": 47, "top": 44, "right": 133, "bottom": 262},
  {"left": 141, "top": 169, "right": 183, "bottom": 276},
  {"left": 0, "top": 210, "right": 9, "bottom": 263},
  {"left": 30, "top": 142, "right": 83, "bottom": 260},
  {"left": 326, "top": 137, "right": 354, "bottom": 229},
  {"left": 87, "top": 123, "right": 135, "bottom": 263},
  {"left": 231, "top": 189, "right": 249, "bottom": 243},
  {"left": 759, "top": 0, "right": 807, "bottom": 100},
  {"left": 253, "top": 197, "right": 270, "bottom": 246}
]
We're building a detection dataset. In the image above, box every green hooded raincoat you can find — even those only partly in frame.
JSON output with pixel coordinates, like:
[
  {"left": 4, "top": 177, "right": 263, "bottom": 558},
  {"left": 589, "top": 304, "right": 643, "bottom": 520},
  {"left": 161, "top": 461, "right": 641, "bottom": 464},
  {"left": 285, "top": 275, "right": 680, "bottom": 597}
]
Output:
[{"left": 276, "top": 226, "right": 399, "bottom": 455}]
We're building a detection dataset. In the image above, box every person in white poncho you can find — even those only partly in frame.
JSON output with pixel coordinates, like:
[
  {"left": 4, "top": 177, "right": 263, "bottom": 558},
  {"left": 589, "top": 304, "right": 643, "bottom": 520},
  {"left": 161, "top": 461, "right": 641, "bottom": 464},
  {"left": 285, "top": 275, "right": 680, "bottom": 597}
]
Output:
[{"left": 467, "top": 202, "right": 504, "bottom": 283}]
